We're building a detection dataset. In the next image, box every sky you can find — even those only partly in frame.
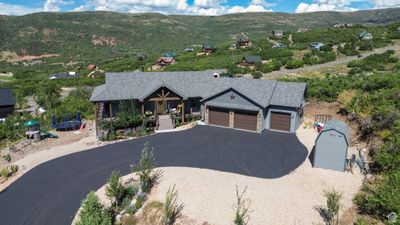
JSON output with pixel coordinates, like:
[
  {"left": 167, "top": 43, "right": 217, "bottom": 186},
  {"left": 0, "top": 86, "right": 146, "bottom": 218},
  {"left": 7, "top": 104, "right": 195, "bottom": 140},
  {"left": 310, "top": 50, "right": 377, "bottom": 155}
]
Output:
[{"left": 0, "top": 0, "right": 399, "bottom": 16}]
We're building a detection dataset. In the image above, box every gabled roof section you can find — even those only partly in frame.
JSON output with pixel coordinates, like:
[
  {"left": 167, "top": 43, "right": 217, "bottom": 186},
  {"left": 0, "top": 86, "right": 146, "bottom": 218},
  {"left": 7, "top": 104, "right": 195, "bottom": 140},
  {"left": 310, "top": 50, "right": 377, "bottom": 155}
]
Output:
[
  {"left": 0, "top": 88, "right": 16, "bottom": 106},
  {"left": 90, "top": 71, "right": 307, "bottom": 109},
  {"left": 318, "top": 119, "right": 350, "bottom": 145},
  {"left": 244, "top": 55, "right": 262, "bottom": 63},
  {"left": 269, "top": 82, "right": 307, "bottom": 108}
]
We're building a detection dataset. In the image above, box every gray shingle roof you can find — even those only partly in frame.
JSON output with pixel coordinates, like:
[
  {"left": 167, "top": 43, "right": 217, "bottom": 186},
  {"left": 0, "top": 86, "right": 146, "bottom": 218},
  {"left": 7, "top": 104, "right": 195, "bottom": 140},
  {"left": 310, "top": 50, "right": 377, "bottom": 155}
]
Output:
[
  {"left": 269, "top": 82, "right": 307, "bottom": 108},
  {"left": 0, "top": 88, "right": 16, "bottom": 106},
  {"left": 90, "top": 70, "right": 306, "bottom": 109},
  {"left": 244, "top": 55, "right": 262, "bottom": 63},
  {"left": 322, "top": 119, "right": 350, "bottom": 144}
]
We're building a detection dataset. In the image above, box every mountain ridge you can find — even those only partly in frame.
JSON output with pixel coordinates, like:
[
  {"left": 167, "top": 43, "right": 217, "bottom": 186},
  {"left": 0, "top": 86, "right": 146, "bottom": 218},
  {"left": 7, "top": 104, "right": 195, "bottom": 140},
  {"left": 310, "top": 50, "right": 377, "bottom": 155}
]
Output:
[{"left": 0, "top": 8, "right": 399, "bottom": 62}]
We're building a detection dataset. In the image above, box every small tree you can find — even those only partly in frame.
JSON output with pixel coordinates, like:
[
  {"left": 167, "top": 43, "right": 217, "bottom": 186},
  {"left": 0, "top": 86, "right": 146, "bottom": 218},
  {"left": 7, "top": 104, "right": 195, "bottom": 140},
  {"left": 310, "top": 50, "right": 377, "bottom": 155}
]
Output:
[
  {"left": 162, "top": 184, "right": 184, "bottom": 225},
  {"left": 133, "top": 141, "right": 156, "bottom": 193},
  {"left": 77, "top": 191, "right": 112, "bottom": 225},
  {"left": 233, "top": 186, "right": 251, "bottom": 225},
  {"left": 105, "top": 170, "right": 125, "bottom": 212},
  {"left": 324, "top": 189, "right": 342, "bottom": 225}
]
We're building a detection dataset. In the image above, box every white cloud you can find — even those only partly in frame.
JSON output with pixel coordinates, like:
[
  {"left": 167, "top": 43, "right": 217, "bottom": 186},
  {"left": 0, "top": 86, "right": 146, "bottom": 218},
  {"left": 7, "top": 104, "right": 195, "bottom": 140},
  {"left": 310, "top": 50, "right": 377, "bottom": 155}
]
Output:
[
  {"left": 372, "top": 0, "right": 400, "bottom": 8},
  {"left": 250, "top": 0, "right": 276, "bottom": 7},
  {"left": 44, "top": 0, "right": 74, "bottom": 12},
  {"left": 295, "top": 0, "right": 359, "bottom": 13},
  {"left": 0, "top": 2, "right": 39, "bottom": 15},
  {"left": 193, "top": 0, "right": 222, "bottom": 8},
  {"left": 72, "top": 0, "right": 273, "bottom": 15},
  {"left": 228, "top": 4, "right": 272, "bottom": 14}
]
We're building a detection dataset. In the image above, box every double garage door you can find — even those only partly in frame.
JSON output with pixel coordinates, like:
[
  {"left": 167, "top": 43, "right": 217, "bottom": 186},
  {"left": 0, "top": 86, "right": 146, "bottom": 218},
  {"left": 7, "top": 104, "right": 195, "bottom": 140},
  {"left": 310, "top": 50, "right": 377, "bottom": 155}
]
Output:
[{"left": 208, "top": 107, "right": 258, "bottom": 131}]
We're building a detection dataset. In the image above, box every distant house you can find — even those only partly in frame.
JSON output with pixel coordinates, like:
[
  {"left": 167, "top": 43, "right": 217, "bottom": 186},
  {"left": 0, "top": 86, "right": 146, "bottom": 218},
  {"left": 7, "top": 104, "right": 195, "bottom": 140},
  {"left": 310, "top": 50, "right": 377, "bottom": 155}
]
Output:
[
  {"left": 396, "top": 27, "right": 400, "bottom": 33},
  {"left": 137, "top": 53, "right": 145, "bottom": 60},
  {"left": 202, "top": 43, "right": 215, "bottom": 53},
  {"left": 358, "top": 31, "right": 373, "bottom": 40},
  {"left": 333, "top": 23, "right": 353, "bottom": 28},
  {"left": 87, "top": 64, "right": 97, "bottom": 71},
  {"left": 272, "top": 30, "right": 284, "bottom": 38},
  {"left": 164, "top": 52, "right": 176, "bottom": 58},
  {"left": 49, "top": 72, "right": 79, "bottom": 80},
  {"left": 185, "top": 48, "right": 194, "bottom": 52},
  {"left": 309, "top": 42, "right": 325, "bottom": 50},
  {"left": 272, "top": 42, "right": 287, "bottom": 49},
  {"left": 156, "top": 57, "right": 175, "bottom": 66},
  {"left": 297, "top": 27, "right": 308, "bottom": 33},
  {"left": 0, "top": 88, "right": 16, "bottom": 120},
  {"left": 240, "top": 55, "right": 262, "bottom": 66},
  {"left": 237, "top": 38, "right": 252, "bottom": 47}
]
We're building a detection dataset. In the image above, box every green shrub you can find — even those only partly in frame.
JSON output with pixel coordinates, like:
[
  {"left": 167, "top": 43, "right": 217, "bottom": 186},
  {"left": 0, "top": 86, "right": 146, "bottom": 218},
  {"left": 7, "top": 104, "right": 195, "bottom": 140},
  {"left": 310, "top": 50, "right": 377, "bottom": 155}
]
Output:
[
  {"left": 9, "top": 164, "right": 18, "bottom": 174},
  {"left": 354, "top": 218, "right": 370, "bottom": 225},
  {"left": 354, "top": 170, "right": 400, "bottom": 220},
  {"left": 125, "top": 184, "right": 139, "bottom": 198},
  {"left": 234, "top": 186, "right": 251, "bottom": 225},
  {"left": 3, "top": 154, "right": 11, "bottom": 162},
  {"left": 251, "top": 71, "right": 262, "bottom": 79},
  {"left": 162, "top": 184, "right": 184, "bottom": 225},
  {"left": 0, "top": 167, "right": 9, "bottom": 178},
  {"left": 135, "top": 194, "right": 145, "bottom": 210},
  {"left": 105, "top": 170, "right": 125, "bottom": 212},
  {"left": 133, "top": 141, "right": 156, "bottom": 193},
  {"left": 76, "top": 191, "right": 112, "bottom": 225},
  {"left": 122, "top": 197, "right": 132, "bottom": 210},
  {"left": 285, "top": 59, "right": 304, "bottom": 69}
]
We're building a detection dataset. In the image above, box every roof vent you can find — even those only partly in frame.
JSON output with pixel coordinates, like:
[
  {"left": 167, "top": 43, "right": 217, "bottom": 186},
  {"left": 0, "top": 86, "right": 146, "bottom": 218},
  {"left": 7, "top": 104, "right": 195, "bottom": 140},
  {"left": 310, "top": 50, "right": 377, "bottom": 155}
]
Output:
[{"left": 213, "top": 73, "right": 220, "bottom": 78}]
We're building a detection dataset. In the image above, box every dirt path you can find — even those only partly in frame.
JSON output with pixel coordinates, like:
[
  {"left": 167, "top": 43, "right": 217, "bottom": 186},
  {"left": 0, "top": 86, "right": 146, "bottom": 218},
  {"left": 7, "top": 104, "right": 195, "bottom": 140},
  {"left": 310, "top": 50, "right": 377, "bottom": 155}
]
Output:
[{"left": 264, "top": 43, "right": 400, "bottom": 78}]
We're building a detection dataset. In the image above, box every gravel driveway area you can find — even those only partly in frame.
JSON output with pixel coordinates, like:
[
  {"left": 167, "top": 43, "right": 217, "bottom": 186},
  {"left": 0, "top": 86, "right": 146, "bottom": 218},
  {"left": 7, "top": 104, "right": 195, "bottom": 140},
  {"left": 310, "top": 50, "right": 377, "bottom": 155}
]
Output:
[{"left": 0, "top": 125, "right": 307, "bottom": 225}]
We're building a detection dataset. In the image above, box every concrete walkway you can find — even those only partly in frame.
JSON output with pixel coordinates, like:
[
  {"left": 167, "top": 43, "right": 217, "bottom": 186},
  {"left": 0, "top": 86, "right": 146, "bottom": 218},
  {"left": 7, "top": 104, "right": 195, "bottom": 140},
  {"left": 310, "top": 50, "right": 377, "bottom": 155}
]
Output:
[{"left": 158, "top": 114, "right": 174, "bottom": 130}]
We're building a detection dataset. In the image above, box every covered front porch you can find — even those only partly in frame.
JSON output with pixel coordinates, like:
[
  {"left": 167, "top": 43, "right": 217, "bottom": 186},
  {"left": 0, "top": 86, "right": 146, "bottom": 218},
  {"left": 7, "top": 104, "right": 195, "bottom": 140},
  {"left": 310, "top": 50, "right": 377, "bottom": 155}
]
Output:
[{"left": 94, "top": 86, "right": 203, "bottom": 130}]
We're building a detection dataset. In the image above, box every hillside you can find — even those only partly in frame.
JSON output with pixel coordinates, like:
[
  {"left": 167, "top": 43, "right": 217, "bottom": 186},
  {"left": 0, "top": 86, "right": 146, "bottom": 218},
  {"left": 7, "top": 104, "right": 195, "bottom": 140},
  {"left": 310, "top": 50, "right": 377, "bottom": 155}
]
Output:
[{"left": 0, "top": 8, "right": 400, "bottom": 62}]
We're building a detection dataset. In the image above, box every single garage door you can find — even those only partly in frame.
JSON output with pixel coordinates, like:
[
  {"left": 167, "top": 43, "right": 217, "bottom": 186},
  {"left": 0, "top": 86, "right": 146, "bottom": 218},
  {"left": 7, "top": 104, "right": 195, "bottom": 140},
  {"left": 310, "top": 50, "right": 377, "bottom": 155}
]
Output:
[
  {"left": 270, "top": 112, "right": 291, "bottom": 132},
  {"left": 234, "top": 111, "right": 258, "bottom": 131},
  {"left": 208, "top": 107, "right": 229, "bottom": 127}
]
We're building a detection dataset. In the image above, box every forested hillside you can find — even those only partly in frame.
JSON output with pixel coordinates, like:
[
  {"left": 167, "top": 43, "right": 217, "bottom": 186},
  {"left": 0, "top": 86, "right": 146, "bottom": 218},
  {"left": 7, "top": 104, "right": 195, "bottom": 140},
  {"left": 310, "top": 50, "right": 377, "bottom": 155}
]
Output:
[{"left": 0, "top": 8, "right": 400, "bottom": 61}]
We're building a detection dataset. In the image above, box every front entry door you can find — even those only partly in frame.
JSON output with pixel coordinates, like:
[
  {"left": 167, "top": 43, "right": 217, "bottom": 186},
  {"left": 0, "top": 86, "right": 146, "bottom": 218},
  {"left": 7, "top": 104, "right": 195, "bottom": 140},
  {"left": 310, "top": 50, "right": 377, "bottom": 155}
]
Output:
[{"left": 157, "top": 101, "right": 165, "bottom": 114}]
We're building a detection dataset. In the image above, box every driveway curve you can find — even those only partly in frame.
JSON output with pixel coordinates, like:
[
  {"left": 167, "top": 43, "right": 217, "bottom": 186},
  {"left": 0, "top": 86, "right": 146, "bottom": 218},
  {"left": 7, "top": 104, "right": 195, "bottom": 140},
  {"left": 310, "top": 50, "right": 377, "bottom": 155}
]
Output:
[{"left": 0, "top": 126, "right": 307, "bottom": 225}]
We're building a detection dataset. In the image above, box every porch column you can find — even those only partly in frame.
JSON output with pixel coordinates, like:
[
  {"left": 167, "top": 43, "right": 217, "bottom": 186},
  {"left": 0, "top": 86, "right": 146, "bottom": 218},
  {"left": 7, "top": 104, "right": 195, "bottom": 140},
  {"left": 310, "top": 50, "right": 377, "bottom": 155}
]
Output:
[
  {"left": 94, "top": 103, "right": 99, "bottom": 136},
  {"left": 181, "top": 100, "right": 185, "bottom": 123},
  {"left": 141, "top": 103, "right": 145, "bottom": 116},
  {"left": 109, "top": 103, "right": 113, "bottom": 120}
]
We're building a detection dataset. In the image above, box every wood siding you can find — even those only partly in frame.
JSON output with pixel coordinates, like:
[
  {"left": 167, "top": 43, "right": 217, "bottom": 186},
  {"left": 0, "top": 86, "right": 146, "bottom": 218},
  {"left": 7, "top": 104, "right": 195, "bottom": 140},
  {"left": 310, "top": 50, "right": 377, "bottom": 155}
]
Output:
[
  {"left": 270, "top": 112, "right": 291, "bottom": 132},
  {"left": 234, "top": 111, "right": 257, "bottom": 131},
  {"left": 208, "top": 107, "right": 229, "bottom": 127}
]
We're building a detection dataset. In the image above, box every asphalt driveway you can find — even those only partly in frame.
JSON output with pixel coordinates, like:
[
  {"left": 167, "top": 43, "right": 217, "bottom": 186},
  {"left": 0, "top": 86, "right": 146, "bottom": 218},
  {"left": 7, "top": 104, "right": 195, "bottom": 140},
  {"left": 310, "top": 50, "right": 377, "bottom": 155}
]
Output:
[{"left": 0, "top": 125, "right": 308, "bottom": 225}]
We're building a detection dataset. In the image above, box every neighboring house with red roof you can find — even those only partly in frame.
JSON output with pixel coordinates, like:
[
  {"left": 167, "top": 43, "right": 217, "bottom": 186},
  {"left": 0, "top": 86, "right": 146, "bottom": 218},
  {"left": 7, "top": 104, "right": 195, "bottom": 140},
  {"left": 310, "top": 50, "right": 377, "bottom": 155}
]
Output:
[
  {"left": 87, "top": 64, "right": 97, "bottom": 71},
  {"left": 156, "top": 57, "right": 175, "bottom": 66}
]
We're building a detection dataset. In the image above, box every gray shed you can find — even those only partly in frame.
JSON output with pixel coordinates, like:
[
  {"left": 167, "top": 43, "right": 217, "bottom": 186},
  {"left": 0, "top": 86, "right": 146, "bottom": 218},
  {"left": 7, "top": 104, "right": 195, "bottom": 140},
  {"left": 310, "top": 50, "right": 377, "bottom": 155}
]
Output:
[{"left": 313, "top": 120, "right": 350, "bottom": 172}]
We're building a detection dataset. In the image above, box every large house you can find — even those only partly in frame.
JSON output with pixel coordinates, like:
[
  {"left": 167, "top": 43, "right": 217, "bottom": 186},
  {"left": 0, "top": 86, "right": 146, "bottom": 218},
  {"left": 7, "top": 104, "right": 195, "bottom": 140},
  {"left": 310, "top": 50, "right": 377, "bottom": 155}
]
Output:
[
  {"left": 90, "top": 70, "right": 307, "bottom": 133},
  {"left": 0, "top": 88, "right": 16, "bottom": 120}
]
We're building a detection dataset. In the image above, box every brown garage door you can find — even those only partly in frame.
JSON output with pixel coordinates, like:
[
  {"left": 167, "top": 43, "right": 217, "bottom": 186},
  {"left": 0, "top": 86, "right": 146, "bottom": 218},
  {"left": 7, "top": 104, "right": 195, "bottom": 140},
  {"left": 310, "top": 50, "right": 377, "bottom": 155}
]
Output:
[
  {"left": 208, "top": 107, "right": 229, "bottom": 127},
  {"left": 234, "top": 111, "right": 258, "bottom": 131},
  {"left": 270, "top": 112, "right": 291, "bottom": 132}
]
